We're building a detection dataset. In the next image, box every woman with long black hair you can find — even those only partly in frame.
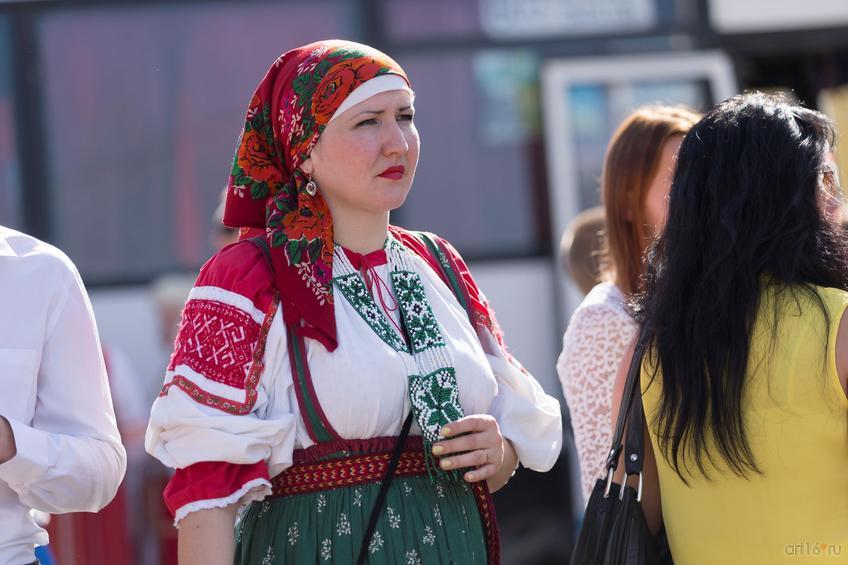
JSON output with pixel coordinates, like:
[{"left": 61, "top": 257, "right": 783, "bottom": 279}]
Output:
[{"left": 612, "top": 92, "right": 848, "bottom": 564}]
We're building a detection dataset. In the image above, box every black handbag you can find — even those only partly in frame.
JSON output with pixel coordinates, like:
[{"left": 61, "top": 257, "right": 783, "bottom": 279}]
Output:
[{"left": 570, "top": 327, "right": 672, "bottom": 565}]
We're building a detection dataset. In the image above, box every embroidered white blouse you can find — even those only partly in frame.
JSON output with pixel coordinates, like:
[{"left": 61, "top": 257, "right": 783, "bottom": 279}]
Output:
[
  {"left": 557, "top": 282, "right": 637, "bottom": 506},
  {"left": 146, "top": 239, "right": 562, "bottom": 524}
]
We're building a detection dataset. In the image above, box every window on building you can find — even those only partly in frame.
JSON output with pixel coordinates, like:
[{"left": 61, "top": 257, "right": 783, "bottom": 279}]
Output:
[
  {"left": 38, "top": 1, "right": 350, "bottom": 283},
  {"left": 393, "top": 48, "right": 550, "bottom": 258},
  {"left": 0, "top": 17, "right": 21, "bottom": 230}
]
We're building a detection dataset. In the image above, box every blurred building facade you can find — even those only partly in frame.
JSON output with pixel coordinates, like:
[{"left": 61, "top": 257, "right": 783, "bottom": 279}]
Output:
[{"left": 1, "top": 1, "right": 847, "bottom": 563}]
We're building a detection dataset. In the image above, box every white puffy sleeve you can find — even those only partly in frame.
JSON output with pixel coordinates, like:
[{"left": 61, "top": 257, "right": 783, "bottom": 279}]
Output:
[
  {"left": 144, "top": 243, "right": 297, "bottom": 525},
  {"left": 475, "top": 297, "right": 562, "bottom": 472}
]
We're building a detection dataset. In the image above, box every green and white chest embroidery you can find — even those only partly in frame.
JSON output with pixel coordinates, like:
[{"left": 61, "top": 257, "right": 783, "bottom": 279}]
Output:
[
  {"left": 333, "top": 236, "right": 464, "bottom": 479},
  {"left": 409, "top": 368, "right": 463, "bottom": 436},
  {"left": 333, "top": 273, "right": 408, "bottom": 352},
  {"left": 392, "top": 271, "right": 447, "bottom": 353}
]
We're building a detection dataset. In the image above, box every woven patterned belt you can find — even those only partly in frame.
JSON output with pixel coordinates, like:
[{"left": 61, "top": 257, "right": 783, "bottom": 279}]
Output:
[
  {"left": 271, "top": 448, "right": 427, "bottom": 497},
  {"left": 270, "top": 444, "right": 501, "bottom": 564}
]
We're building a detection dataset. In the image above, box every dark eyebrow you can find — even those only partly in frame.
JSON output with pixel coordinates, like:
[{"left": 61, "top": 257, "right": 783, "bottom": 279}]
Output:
[{"left": 351, "top": 105, "right": 414, "bottom": 119}]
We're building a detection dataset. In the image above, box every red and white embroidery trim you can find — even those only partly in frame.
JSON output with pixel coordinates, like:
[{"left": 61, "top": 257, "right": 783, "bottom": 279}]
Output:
[
  {"left": 167, "top": 299, "right": 260, "bottom": 389},
  {"left": 161, "top": 288, "right": 279, "bottom": 415}
]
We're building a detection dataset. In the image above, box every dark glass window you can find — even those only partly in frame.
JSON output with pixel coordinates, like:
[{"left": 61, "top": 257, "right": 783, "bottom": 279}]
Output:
[
  {"left": 39, "top": 1, "right": 350, "bottom": 282},
  {"left": 0, "top": 17, "right": 21, "bottom": 229},
  {"left": 567, "top": 78, "right": 711, "bottom": 212},
  {"left": 383, "top": 0, "right": 481, "bottom": 41},
  {"left": 394, "top": 49, "right": 550, "bottom": 258}
]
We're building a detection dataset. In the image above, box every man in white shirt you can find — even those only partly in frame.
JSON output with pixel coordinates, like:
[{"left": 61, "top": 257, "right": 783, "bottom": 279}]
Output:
[{"left": 0, "top": 226, "right": 126, "bottom": 564}]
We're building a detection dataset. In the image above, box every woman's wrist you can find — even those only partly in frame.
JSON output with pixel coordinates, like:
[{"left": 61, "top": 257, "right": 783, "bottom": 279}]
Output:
[
  {"left": 502, "top": 437, "right": 518, "bottom": 475},
  {"left": 487, "top": 437, "right": 518, "bottom": 492}
]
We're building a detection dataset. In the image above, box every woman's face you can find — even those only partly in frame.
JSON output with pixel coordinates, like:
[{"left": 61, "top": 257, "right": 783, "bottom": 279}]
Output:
[
  {"left": 301, "top": 89, "right": 419, "bottom": 219},
  {"left": 642, "top": 134, "right": 683, "bottom": 237}
]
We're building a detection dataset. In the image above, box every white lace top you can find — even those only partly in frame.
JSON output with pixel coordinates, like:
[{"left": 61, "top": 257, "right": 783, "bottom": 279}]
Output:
[{"left": 557, "top": 282, "right": 637, "bottom": 506}]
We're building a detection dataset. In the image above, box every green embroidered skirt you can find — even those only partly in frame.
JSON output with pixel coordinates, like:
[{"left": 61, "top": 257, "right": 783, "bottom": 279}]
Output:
[{"left": 234, "top": 442, "right": 489, "bottom": 564}]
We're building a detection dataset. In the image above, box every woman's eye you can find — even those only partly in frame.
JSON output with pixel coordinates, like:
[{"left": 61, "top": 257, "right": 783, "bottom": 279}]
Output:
[
  {"left": 356, "top": 118, "right": 377, "bottom": 127},
  {"left": 398, "top": 113, "right": 414, "bottom": 122}
]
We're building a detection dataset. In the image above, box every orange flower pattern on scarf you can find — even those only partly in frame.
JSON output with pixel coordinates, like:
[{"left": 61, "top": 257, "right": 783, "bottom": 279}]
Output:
[{"left": 223, "top": 40, "right": 409, "bottom": 351}]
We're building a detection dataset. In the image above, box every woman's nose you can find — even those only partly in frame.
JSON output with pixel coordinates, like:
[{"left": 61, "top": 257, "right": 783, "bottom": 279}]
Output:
[{"left": 382, "top": 121, "right": 409, "bottom": 156}]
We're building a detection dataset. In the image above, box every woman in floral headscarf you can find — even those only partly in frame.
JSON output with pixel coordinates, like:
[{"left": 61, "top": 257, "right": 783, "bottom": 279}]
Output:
[{"left": 146, "top": 40, "right": 561, "bottom": 565}]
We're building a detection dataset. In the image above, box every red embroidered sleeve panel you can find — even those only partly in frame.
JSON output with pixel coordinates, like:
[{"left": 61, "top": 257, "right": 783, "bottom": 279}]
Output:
[{"left": 161, "top": 242, "right": 279, "bottom": 415}]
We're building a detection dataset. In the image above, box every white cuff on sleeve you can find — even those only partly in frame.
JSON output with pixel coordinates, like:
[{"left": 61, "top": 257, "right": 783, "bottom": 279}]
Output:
[
  {"left": 0, "top": 417, "right": 50, "bottom": 487},
  {"left": 173, "top": 477, "right": 272, "bottom": 527}
]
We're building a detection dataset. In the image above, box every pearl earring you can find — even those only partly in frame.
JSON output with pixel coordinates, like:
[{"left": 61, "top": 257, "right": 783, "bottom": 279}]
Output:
[{"left": 305, "top": 179, "right": 318, "bottom": 196}]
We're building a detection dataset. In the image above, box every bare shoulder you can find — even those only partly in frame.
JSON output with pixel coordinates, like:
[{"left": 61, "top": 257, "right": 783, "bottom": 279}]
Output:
[
  {"left": 834, "top": 300, "right": 848, "bottom": 398},
  {"left": 816, "top": 285, "right": 848, "bottom": 398}
]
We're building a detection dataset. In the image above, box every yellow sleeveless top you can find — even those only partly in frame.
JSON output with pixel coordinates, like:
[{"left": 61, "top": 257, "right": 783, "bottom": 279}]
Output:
[{"left": 642, "top": 284, "right": 848, "bottom": 564}]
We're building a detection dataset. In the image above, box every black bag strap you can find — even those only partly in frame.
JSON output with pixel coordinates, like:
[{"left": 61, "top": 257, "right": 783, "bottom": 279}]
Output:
[
  {"left": 356, "top": 411, "right": 414, "bottom": 565},
  {"left": 605, "top": 324, "right": 652, "bottom": 475},
  {"left": 624, "top": 368, "right": 646, "bottom": 477}
]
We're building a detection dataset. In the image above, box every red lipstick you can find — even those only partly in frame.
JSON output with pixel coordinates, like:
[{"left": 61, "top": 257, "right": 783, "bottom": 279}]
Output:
[{"left": 378, "top": 165, "right": 405, "bottom": 180}]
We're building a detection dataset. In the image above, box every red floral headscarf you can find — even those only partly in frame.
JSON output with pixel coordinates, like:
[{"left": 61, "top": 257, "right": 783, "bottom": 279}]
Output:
[{"left": 223, "top": 40, "right": 410, "bottom": 351}]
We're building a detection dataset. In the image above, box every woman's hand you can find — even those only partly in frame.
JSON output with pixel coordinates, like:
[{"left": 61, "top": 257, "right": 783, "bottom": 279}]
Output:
[
  {"left": 0, "top": 416, "right": 16, "bottom": 464},
  {"left": 431, "top": 415, "right": 518, "bottom": 492}
]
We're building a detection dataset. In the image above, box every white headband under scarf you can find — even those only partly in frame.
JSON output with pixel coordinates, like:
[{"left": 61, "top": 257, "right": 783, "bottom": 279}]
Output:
[{"left": 328, "top": 75, "right": 413, "bottom": 123}]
